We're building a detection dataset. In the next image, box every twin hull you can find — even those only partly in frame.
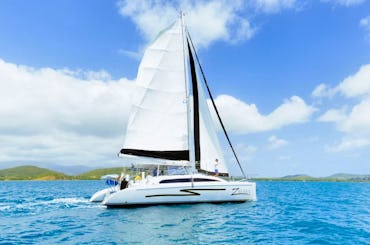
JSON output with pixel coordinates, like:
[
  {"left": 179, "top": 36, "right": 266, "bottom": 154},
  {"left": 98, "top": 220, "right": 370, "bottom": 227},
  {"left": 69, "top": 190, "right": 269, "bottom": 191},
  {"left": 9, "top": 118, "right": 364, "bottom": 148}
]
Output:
[{"left": 102, "top": 181, "right": 256, "bottom": 207}]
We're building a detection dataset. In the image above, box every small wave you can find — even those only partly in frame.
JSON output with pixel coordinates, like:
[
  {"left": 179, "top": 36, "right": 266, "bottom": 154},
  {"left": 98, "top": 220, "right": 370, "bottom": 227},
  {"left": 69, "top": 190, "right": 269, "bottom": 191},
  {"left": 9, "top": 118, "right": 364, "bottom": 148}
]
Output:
[
  {"left": 47, "top": 197, "right": 88, "bottom": 205},
  {"left": 9, "top": 197, "right": 91, "bottom": 212},
  {"left": 0, "top": 205, "right": 11, "bottom": 211}
]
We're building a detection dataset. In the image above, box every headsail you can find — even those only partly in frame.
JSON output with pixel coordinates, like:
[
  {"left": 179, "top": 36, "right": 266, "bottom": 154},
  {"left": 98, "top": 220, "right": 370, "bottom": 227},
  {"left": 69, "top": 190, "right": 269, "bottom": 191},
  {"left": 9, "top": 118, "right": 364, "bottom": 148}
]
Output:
[
  {"left": 187, "top": 38, "right": 228, "bottom": 175},
  {"left": 197, "top": 73, "right": 229, "bottom": 175},
  {"left": 121, "top": 20, "right": 189, "bottom": 161}
]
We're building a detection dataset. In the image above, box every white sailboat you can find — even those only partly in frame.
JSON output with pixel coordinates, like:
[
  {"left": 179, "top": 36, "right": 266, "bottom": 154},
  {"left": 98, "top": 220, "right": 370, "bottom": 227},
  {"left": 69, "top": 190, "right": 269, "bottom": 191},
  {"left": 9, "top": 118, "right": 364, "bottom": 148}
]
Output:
[{"left": 90, "top": 15, "right": 256, "bottom": 207}]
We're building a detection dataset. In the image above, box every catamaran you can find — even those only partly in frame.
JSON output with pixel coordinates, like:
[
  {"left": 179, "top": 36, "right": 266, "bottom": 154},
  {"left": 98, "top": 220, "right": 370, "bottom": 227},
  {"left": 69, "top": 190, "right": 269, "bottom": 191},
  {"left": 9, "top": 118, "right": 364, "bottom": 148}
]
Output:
[{"left": 90, "top": 15, "right": 256, "bottom": 207}]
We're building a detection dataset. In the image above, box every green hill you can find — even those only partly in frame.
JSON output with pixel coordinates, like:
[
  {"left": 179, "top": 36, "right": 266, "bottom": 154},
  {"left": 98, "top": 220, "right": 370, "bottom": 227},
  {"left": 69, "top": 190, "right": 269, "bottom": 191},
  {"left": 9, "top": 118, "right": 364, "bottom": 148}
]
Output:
[
  {"left": 74, "top": 167, "right": 126, "bottom": 180},
  {"left": 281, "top": 174, "right": 314, "bottom": 180},
  {"left": 0, "top": 165, "right": 70, "bottom": 180},
  {"left": 252, "top": 173, "right": 370, "bottom": 182},
  {"left": 326, "top": 173, "right": 370, "bottom": 181}
]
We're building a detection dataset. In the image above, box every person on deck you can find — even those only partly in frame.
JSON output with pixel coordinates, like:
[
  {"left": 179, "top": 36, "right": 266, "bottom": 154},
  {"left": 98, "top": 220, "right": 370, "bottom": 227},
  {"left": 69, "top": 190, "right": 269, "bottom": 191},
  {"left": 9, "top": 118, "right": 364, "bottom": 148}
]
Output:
[
  {"left": 152, "top": 168, "right": 157, "bottom": 177},
  {"left": 134, "top": 174, "right": 142, "bottom": 182},
  {"left": 214, "top": 159, "right": 219, "bottom": 176}
]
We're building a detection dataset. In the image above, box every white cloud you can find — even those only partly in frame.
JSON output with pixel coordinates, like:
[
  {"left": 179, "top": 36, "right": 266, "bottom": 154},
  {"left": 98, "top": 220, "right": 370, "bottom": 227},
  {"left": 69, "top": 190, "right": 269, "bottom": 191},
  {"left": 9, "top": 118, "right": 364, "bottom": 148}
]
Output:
[
  {"left": 0, "top": 58, "right": 134, "bottom": 166},
  {"left": 338, "top": 98, "right": 370, "bottom": 135},
  {"left": 251, "top": 0, "right": 296, "bottom": 13},
  {"left": 326, "top": 137, "right": 370, "bottom": 152},
  {"left": 313, "top": 64, "right": 370, "bottom": 99},
  {"left": 311, "top": 83, "right": 337, "bottom": 98},
  {"left": 321, "top": 0, "right": 366, "bottom": 6},
  {"left": 117, "top": 0, "right": 256, "bottom": 48},
  {"left": 1, "top": 58, "right": 313, "bottom": 166},
  {"left": 336, "top": 64, "right": 370, "bottom": 98},
  {"left": 214, "top": 94, "right": 315, "bottom": 134},
  {"left": 360, "top": 15, "right": 370, "bottom": 41},
  {"left": 317, "top": 107, "right": 347, "bottom": 122},
  {"left": 268, "top": 135, "right": 288, "bottom": 149},
  {"left": 118, "top": 49, "right": 142, "bottom": 60},
  {"left": 315, "top": 63, "right": 370, "bottom": 151}
]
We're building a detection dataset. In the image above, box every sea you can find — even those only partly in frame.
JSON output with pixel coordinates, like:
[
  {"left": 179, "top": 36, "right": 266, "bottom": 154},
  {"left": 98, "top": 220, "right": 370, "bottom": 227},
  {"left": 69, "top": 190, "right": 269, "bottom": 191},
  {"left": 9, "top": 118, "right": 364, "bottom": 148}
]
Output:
[{"left": 0, "top": 181, "right": 369, "bottom": 244}]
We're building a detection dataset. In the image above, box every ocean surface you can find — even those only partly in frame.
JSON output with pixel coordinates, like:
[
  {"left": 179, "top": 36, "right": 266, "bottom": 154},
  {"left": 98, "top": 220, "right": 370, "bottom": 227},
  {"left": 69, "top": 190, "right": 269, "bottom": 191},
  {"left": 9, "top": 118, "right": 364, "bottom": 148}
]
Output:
[{"left": 0, "top": 181, "right": 369, "bottom": 244}]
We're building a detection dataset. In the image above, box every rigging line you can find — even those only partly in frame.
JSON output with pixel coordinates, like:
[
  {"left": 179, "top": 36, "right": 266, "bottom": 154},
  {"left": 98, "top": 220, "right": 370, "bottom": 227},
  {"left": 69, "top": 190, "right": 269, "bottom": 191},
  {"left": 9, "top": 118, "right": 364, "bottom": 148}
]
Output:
[{"left": 186, "top": 30, "right": 247, "bottom": 179}]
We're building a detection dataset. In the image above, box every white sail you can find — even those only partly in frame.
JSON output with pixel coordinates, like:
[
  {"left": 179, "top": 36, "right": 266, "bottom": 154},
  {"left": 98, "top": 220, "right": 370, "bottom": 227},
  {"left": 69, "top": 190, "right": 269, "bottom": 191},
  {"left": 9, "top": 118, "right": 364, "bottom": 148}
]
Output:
[
  {"left": 197, "top": 78, "right": 229, "bottom": 175},
  {"left": 122, "top": 20, "right": 189, "bottom": 159}
]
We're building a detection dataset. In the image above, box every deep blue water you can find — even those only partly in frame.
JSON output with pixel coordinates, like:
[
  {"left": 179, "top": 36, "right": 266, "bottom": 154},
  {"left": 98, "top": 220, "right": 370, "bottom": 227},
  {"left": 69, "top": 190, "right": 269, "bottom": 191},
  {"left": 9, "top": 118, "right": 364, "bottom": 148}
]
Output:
[{"left": 0, "top": 181, "right": 369, "bottom": 244}]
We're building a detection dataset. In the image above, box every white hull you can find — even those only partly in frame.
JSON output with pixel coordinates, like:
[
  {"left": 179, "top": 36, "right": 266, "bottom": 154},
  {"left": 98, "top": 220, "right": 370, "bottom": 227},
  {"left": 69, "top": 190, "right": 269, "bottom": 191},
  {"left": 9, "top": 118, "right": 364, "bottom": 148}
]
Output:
[
  {"left": 101, "top": 174, "right": 256, "bottom": 207},
  {"left": 89, "top": 186, "right": 118, "bottom": 202}
]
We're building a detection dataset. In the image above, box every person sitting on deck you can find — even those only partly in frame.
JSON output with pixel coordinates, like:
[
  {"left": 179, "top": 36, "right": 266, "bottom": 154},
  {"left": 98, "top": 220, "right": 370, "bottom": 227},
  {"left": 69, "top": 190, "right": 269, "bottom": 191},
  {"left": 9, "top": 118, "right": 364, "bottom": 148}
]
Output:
[
  {"left": 120, "top": 178, "right": 128, "bottom": 190},
  {"left": 214, "top": 159, "right": 219, "bottom": 176},
  {"left": 134, "top": 174, "right": 142, "bottom": 182}
]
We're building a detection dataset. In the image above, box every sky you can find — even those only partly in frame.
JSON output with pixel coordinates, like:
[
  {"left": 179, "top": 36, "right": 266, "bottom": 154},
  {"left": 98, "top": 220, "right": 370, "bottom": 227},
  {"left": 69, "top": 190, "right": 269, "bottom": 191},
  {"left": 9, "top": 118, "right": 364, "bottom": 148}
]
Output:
[{"left": 1, "top": 0, "right": 370, "bottom": 177}]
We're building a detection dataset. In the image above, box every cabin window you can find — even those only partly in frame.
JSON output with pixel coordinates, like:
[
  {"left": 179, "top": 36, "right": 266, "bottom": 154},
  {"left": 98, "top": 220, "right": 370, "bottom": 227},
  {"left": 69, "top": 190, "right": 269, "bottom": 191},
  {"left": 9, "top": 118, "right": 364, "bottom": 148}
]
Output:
[
  {"left": 159, "top": 178, "right": 191, "bottom": 184},
  {"left": 159, "top": 178, "right": 219, "bottom": 184},
  {"left": 194, "top": 178, "right": 219, "bottom": 182}
]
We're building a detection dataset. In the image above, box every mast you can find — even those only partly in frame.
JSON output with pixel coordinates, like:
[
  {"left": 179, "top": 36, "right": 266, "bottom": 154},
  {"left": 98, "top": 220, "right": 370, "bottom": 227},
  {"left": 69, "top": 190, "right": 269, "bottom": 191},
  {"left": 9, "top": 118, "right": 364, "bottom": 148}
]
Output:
[{"left": 180, "top": 12, "right": 195, "bottom": 171}]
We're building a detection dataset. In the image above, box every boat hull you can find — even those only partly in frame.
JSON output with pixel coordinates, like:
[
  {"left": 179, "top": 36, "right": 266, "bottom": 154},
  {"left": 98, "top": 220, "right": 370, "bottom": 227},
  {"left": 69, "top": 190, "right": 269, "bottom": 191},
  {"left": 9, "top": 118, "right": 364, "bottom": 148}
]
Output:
[
  {"left": 89, "top": 187, "right": 118, "bottom": 202},
  {"left": 102, "top": 181, "right": 256, "bottom": 207}
]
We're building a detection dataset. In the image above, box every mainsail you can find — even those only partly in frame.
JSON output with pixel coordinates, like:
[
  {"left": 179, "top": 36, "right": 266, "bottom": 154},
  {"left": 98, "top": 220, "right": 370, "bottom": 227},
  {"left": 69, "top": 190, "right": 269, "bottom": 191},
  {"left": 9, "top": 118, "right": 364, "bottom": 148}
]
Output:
[{"left": 121, "top": 20, "right": 189, "bottom": 161}]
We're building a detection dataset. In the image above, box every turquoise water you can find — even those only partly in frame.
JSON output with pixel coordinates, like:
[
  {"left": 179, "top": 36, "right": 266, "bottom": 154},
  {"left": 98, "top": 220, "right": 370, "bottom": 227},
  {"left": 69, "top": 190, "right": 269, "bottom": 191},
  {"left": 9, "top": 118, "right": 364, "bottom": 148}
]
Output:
[{"left": 0, "top": 181, "right": 369, "bottom": 244}]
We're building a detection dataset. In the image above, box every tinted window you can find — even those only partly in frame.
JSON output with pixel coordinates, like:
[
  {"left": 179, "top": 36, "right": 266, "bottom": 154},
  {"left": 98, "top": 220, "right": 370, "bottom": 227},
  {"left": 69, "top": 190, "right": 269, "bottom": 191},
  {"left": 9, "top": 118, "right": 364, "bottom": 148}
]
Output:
[
  {"left": 159, "top": 178, "right": 219, "bottom": 184},
  {"left": 194, "top": 178, "right": 218, "bottom": 182},
  {"left": 160, "top": 178, "right": 191, "bottom": 184}
]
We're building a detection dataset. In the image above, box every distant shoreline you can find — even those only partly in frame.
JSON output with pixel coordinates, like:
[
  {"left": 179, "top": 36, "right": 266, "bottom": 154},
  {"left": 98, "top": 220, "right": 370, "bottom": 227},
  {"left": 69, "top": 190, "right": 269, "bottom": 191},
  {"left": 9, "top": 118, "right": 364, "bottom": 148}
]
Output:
[
  {"left": 250, "top": 178, "right": 370, "bottom": 183},
  {"left": 1, "top": 179, "right": 369, "bottom": 182},
  {"left": 1, "top": 165, "right": 369, "bottom": 182}
]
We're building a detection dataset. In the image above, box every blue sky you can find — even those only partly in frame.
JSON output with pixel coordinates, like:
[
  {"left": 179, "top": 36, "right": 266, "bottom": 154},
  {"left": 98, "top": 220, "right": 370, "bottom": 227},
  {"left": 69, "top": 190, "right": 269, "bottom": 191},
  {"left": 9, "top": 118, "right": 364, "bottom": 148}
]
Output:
[{"left": 1, "top": 0, "right": 370, "bottom": 177}]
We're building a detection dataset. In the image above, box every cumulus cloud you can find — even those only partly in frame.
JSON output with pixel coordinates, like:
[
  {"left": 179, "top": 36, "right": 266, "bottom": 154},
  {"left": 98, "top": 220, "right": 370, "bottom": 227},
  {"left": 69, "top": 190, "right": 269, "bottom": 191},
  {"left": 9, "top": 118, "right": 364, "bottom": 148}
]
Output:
[
  {"left": 336, "top": 64, "right": 370, "bottom": 98},
  {"left": 312, "top": 64, "right": 370, "bottom": 99},
  {"left": 117, "top": 0, "right": 256, "bottom": 48},
  {"left": 1, "top": 58, "right": 314, "bottom": 166},
  {"left": 268, "top": 135, "right": 288, "bottom": 149},
  {"left": 317, "top": 107, "right": 347, "bottom": 122},
  {"left": 311, "top": 83, "right": 336, "bottom": 98},
  {"left": 214, "top": 94, "right": 315, "bottom": 134},
  {"left": 326, "top": 137, "right": 370, "bottom": 152},
  {"left": 0, "top": 58, "right": 134, "bottom": 166},
  {"left": 321, "top": 0, "right": 367, "bottom": 6},
  {"left": 315, "top": 63, "right": 370, "bottom": 151},
  {"left": 251, "top": 0, "right": 296, "bottom": 13},
  {"left": 338, "top": 98, "right": 370, "bottom": 135}
]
